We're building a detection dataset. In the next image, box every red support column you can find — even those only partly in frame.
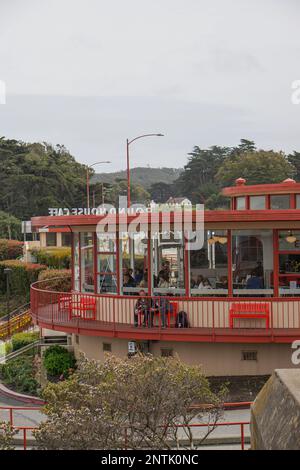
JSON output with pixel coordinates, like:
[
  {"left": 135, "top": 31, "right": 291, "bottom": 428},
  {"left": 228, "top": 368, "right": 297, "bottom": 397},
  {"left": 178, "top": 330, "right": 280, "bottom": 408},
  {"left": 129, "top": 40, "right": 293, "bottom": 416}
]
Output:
[
  {"left": 71, "top": 232, "right": 74, "bottom": 291},
  {"left": 147, "top": 232, "right": 152, "bottom": 296},
  {"left": 273, "top": 229, "right": 279, "bottom": 298},
  {"left": 291, "top": 193, "right": 296, "bottom": 209},
  {"left": 116, "top": 230, "right": 121, "bottom": 295},
  {"left": 227, "top": 229, "right": 233, "bottom": 297},
  {"left": 93, "top": 232, "right": 97, "bottom": 294},
  {"left": 184, "top": 233, "right": 190, "bottom": 298}
]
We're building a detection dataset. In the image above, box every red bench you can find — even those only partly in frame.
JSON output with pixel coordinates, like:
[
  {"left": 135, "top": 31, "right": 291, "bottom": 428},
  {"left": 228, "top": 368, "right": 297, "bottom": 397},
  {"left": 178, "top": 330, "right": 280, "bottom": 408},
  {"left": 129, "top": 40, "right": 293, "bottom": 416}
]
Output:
[
  {"left": 69, "top": 297, "right": 96, "bottom": 321},
  {"left": 229, "top": 302, "right": 270, "bottom": 329}
]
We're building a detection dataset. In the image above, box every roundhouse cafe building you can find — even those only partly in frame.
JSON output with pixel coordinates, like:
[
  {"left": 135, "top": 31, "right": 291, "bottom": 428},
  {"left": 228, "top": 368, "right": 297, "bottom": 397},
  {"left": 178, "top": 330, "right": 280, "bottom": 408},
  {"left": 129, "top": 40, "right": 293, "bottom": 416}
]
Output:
[{"left": 30, "top": 178, "right": 300, "bottom": 376}]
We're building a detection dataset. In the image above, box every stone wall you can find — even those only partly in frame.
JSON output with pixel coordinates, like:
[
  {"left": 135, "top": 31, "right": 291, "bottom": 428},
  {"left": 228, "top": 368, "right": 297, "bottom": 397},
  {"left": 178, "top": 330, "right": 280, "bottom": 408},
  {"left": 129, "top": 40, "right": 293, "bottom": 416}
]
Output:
[{"left": 251, "top": 369, "right": 300, "bottom": 449}]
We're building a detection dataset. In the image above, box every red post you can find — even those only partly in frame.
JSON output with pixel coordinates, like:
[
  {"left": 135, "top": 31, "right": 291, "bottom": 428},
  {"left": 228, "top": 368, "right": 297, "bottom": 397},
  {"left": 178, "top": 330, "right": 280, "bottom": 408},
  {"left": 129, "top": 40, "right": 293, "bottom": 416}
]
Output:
[
  {"left": 9, "top": 408, "right": 13, "bottom": 426},
  {"left": 240, "top": 423, "right": 245, "bottom": 450},
  {"left": 227, "top": 230, "right": 233, "bottom": 297},
  {"left": 23, "top": 428, "right": 27, "bottom": 450},
  {"left": 273, "top": 229, "right": 279, "bottom": 298}
]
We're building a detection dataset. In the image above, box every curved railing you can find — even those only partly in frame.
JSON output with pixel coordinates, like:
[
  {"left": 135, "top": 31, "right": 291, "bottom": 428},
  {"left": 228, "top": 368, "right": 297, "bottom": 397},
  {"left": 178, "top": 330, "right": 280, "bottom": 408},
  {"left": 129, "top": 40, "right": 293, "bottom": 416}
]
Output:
[{"left": 30, "top": 279, "right": 300, "bottom": 342}]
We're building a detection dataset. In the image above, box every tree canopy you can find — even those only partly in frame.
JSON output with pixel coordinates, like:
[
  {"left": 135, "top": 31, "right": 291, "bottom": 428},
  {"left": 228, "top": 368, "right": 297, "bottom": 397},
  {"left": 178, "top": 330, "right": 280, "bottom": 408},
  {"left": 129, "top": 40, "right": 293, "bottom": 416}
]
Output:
[
  {"left": 216, "top": 150, "right": 295, "bottom": 186},
  {"left": 0, "top": 138, "right": 88, "bottom": 220},
  {"left": 34, "top": 354, "right": 225, "bottom": 450}
]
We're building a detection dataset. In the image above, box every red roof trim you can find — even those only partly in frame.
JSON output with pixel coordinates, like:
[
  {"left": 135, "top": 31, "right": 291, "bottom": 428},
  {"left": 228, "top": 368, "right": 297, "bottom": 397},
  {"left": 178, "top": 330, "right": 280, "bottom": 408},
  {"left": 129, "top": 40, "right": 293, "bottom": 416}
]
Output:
[
  {"left": 31, "top": 209, "right": 300, "bottom": 229},
  {"left": 222, "top": 182, "right": 300, "bottom": 197}
]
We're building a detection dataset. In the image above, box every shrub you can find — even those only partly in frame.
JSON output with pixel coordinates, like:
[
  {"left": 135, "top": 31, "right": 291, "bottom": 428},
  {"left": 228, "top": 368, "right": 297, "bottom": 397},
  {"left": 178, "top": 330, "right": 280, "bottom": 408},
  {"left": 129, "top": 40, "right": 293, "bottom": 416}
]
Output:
[
  {"left": 0, "top": 239, "right": 23, "bottom": 261},
  {"left": 43, "top": 345, "right": 76, "bottom": 379},
  {"left": 0, "top": 356, "right": 38, "bottom": 395},
  {"left": 31, "top": 248, "right": 71, "bottom": 269},
  {"left": 38, "top": 269, "right": 72, "bottom": 292},
  {"left": 0, "top": 260, "right": 47, "bottom": 297},
  {"left": 11, "top": 331, "right": 40, "bottom": 352}
]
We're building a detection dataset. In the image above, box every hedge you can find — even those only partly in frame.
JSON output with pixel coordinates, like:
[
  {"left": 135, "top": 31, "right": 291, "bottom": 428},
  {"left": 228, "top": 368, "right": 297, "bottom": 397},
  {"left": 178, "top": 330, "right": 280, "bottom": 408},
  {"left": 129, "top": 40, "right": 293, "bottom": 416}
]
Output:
[
  {"left": 0, "top": 260, "right": 47, "bottom": 297},
  {"left": 0, "top": 239, "right": 23, "bottom": 261},
  {"left": 31, "top": 247, "right": 71, "bottom": 269},
  {"left": 43, "top": 345, "right": 76, "bottom": 379},
  {"left": 11, "top": 331, "right": 40, "bottom": 352},
  {"left": 38, "top": 269, "right": 72, "bottom": 292}
]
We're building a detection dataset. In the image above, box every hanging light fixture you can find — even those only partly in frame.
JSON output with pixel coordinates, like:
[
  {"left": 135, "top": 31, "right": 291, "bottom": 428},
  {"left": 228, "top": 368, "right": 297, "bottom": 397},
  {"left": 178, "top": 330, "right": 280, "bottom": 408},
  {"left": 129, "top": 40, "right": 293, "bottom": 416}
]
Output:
[
  {"left": 208, "top": 235, "right": 215, "bottom": 245},
  {"left": 285, "top": 231, "right": 297, "bottom": 244},
  {"left": 212, "top": 233, "right": 227, "bottom": 244}
]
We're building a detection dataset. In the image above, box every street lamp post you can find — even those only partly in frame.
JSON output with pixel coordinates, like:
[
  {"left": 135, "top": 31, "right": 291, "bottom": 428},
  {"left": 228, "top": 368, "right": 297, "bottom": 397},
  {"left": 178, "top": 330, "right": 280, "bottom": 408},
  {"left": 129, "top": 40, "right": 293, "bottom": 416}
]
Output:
[
  {"left": 126, "top": 133, "right": 164, "bottom": 207},
  {"left": 86, "top": 161, "right": 111, "bottom": 210},
  {"left": 4, "top": 267, "right": 12, "bottom": 335}
]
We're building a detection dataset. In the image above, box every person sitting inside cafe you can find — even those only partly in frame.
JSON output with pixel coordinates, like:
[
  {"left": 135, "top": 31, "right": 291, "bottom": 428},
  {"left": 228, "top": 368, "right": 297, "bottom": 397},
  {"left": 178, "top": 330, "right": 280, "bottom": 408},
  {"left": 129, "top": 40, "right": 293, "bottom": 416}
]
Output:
[
  {"left": 158, "top": 272, "right": 170, "bottom": 289},
  {"left": 246, "top": 270, "right": 264, "bottom": 289},
  {"left": 123, "top": 272, "right": 136, "bottom": 288}
]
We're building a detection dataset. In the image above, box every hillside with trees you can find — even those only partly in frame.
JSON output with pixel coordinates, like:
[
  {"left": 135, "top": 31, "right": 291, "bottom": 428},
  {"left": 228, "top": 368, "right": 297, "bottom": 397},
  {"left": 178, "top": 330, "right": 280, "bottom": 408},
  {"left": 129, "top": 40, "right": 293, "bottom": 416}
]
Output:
[
  {"left": 92, "top": 166, "right": 182, "bottom": 188},
  {"left": 1, "top": 136, "right": 300, "bottom": 220},
  {"left": 149, "top": 139, "right": 298, "bottom": 209}
]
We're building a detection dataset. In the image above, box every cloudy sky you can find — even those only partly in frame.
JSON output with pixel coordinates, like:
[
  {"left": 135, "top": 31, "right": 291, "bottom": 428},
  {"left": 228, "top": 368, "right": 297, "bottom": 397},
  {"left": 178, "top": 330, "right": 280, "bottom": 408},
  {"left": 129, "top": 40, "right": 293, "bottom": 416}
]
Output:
[{"left": 0, "top": 0, "right": 300, "bottom": 171}]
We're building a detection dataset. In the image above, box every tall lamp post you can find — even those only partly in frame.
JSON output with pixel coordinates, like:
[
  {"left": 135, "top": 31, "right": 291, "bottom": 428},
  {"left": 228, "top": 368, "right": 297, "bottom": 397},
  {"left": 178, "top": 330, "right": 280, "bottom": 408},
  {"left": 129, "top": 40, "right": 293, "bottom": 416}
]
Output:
[
  {"left": 4, "top": 268, "right": 12, "bottom": 334},
  {"left": 126, "top": 134, "right": 164, "bottom": 207},
  {"left": 86, "top": 161, "right": 111, "bottom": 210}
]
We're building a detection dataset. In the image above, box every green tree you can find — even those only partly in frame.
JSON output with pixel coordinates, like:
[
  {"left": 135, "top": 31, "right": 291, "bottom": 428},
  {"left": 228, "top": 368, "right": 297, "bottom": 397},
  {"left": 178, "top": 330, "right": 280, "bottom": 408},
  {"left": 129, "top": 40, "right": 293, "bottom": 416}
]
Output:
[
  {"left": 0, "top": 138, "right": 87, "bottom": 219},
  {"left": 0, "top": 211, "right": 21, "bottom": 239},
  {"left": 149, "top": 181, "right": 174, "bottom": 203},
  {"left": 174, "top": 145, "right": 231, "bottom": 204},
  {"left": 216, "top": 150, "right": 295, "bottom": 187},
  {"left": 287, "top": 151, "right": 300, "bottom": 181}
]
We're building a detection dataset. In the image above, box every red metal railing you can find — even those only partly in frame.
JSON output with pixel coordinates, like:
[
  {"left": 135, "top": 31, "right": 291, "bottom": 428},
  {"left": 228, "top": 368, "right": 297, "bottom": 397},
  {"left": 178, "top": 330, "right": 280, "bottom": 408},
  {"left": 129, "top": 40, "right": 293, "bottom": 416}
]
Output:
[
  {"left": 0, "top": 404, "right": 250, "bottom": 450},
  {"left": 30, "top": 279, "right": 300, "bottom": 339}
]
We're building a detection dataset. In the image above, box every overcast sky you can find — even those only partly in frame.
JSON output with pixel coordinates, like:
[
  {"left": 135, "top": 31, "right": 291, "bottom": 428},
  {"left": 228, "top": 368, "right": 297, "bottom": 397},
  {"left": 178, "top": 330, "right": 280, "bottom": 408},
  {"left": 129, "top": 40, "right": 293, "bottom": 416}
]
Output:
[{"left": 0, "top": 0, "right": 300, "bottom": 171}]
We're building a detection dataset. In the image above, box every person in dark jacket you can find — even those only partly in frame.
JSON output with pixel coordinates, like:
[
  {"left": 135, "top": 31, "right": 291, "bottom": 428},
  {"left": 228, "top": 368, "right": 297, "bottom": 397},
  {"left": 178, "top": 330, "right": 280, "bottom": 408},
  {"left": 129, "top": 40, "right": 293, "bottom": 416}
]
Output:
[
  {"left": 246, "top": 271, "right": 263, "bottom": 289},
  {"left": 134, "top": 290, "right": 150, "bottom": 327}
]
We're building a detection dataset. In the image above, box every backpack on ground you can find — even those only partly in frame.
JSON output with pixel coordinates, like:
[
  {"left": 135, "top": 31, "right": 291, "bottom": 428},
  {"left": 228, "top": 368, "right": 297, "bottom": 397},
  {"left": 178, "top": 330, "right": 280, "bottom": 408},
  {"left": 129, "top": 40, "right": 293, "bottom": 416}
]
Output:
[{"left": 175, "top": 311, "right": 189, "bottom": 328}]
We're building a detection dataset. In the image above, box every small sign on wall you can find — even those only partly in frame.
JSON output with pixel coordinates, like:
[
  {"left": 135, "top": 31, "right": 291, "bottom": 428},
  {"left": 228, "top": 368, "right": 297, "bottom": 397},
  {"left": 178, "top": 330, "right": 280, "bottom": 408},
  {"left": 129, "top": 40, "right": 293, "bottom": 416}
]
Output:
[{"left": 128, "top": 341, "right": 136, "bottom": 354}]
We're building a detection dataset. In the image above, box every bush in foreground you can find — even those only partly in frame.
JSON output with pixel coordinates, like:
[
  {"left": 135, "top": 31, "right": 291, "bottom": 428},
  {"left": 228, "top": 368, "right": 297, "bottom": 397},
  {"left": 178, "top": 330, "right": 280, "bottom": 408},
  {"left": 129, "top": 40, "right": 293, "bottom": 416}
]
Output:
[{"left": 35, "top": 354, "right": 226, "bottom": 450}]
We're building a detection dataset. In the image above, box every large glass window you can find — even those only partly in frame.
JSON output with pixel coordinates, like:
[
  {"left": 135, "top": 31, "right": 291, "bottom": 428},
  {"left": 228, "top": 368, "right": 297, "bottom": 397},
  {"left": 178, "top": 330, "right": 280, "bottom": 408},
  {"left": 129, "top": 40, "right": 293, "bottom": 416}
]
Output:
[
  {"left": 278, "top": 230, "right": 300, "bottom": 296},
  {"left": 152, "top": 231, "right": 185, "bottom": 296},
  {"left": 270, "top": 195, "right": 290, "bottom": 210},
  {"left": 46, "top": 232, "right": 57, "bottom": 247},
  {"left": 250, "top": 196, "right": 265, "bottom": 210},
  {"left": 62, "top": 232, "right": 72, "bottom": 247},
  {"left": 80, "top": 233, "right": 94, "bottom": 293},
  {"left": 120, "top": 231, "right": 148, "bottom": 294},
  {"left": 232, "top": 230, "right": 273, "bottom": 295},
  {"left": 190, "top": 230, "right": 228, "bottom": 296},
  {"left": 296, "top": 195, "right": 300, "bottom": 208},
  {"left": 236, "top": 197, "right": 246, "bottom": 210},
  {"left": 97, "top": 233, "right": 117, "bottom": 294}
]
